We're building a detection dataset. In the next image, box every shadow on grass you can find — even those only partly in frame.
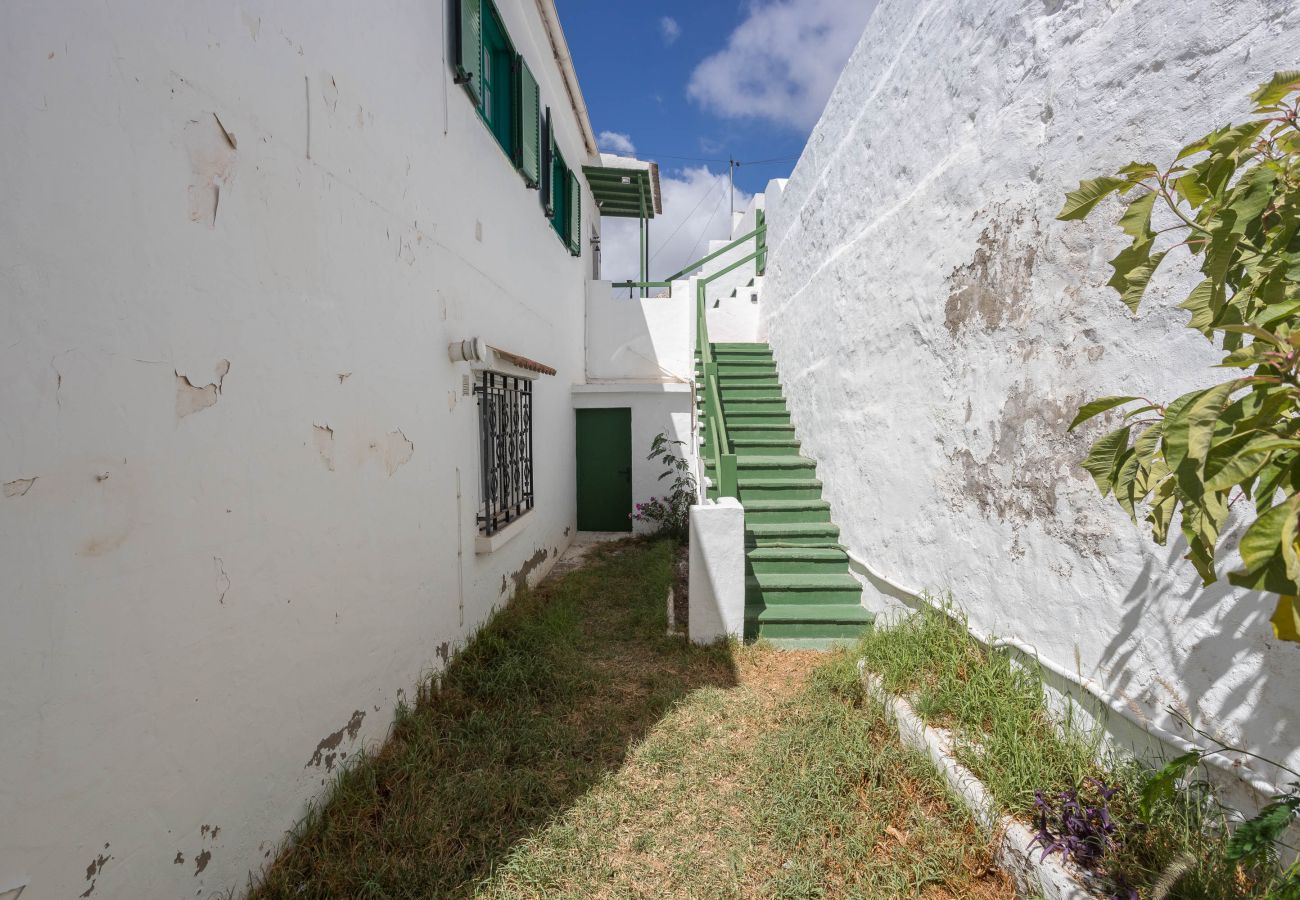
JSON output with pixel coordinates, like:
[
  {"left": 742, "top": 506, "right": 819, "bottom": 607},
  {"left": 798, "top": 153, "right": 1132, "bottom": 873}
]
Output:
[{"left": 250, "top": 537, "right": 736, "bottom": 899}]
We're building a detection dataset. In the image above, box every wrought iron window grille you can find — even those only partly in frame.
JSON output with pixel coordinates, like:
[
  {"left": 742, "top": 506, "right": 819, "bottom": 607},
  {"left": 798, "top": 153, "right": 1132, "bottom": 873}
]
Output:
[{"left": 475, "top": 371, "right": 534, "bottom": 535}]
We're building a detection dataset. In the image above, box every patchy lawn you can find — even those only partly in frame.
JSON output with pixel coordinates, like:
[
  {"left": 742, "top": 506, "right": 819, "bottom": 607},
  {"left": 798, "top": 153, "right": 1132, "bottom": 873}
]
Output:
[{"left": 251, "top": 538, "right": 1010, "bottom": 899}]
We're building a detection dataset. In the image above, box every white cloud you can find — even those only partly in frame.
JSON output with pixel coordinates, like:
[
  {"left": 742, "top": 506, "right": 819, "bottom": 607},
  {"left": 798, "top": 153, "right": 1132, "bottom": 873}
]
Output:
[
  {"left": 659, "top": 16, "right": 681, "bottom": 45},
  {"left": 687, "top": 0, "right": 877, "bottom": 130},
  {"left": 601, "top": 166, "right": 753, "bottom": 289},
  {"left": 597, "top": 130, "right": 637, "bottom": 155}
]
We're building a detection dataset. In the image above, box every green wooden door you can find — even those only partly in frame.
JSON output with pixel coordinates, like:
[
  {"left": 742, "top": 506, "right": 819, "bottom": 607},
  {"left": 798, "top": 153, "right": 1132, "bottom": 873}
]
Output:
[{"left": 576, "top": 408, "right": 632, "bottom": 532}]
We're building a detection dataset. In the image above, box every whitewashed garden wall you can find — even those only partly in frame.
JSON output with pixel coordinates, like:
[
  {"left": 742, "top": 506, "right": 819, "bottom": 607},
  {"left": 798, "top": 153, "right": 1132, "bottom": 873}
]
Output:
[{"left": 762, "top": 0, "right": 1300, "bottom": 792}]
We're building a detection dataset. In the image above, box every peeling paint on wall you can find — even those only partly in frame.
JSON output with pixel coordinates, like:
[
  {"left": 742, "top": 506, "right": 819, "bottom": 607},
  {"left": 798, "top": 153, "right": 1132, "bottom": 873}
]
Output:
[
  {"left": 79, "top": 846, "right": 110, "bottom": 897},
  {"left": 943, "top": 211, "right": 1039, "bottom": 337},
  {"left": 175, "top": 360, "right": 229, "bottom": 418},
  {"left": 184, "top": 113, "right": 237, "bottom": 228},
  {"left": 312, "top": 424, "right": 335, "bottom": 471},
  {"left": 305, "top": 710, "right": 365, "bottom": 770},
  {"left": 192, "top": 849, "right": 211, "bottom": 875},
  {"left": 3, "top": 477, "right": 37, "bottom": 498},
  {"left": 371, "top": 429, "right": 413, "bottom": 476},
  {"left": 511, "top": 547, "right": 549, "bottom": 594}
]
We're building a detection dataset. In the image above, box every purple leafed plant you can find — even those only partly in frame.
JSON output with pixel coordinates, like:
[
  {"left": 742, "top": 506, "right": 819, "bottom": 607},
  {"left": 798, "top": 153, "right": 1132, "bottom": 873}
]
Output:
[{"left": 1029, "top": 779, "right": 1136, "bottom": 898}]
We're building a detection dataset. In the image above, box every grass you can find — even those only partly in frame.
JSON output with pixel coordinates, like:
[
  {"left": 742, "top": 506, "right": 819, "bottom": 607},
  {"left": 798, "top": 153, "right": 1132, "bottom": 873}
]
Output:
[
  {"left": 857, "top": 601, "right": 1284, "bottom": 899},
  {"left": 250, "top": 538, "right": 1012, "bottom": 899}
]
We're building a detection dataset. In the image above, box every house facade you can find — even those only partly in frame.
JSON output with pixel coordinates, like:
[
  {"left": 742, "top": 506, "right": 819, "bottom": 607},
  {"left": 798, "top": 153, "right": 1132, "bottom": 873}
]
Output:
[{"left": 0, "top": 2, "right": 689, "bottom": 896}]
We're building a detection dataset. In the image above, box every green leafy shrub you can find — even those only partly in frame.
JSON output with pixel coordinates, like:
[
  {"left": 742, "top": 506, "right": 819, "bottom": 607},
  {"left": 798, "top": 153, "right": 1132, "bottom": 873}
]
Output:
[
  {"left": 634, "top": 432, "right": 696, "bottom": 542},
  {"left": 1061, "top": 72, "right": 1300, "bottom": 642}
]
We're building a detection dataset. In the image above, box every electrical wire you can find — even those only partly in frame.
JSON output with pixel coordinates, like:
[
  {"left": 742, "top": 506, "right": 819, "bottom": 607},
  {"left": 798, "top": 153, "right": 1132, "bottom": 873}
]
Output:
[
  {"left": 682, "top": 186, "right": 731, "bottom": 267},
  {"left": 735, "top": 155, "right": 800, "bottom": 166},
  {"left": 647, "top": 178, "right": 724, "bottom": 265},
  {"left": 630, "top": 151, "right": 802, "bottom": 167}
]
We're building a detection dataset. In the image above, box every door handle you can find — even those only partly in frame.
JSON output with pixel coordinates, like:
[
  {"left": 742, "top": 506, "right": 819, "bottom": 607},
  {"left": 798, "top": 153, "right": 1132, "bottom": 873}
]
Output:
[{"left": 618, "top": 467, "right": 631, "bottom": 477}]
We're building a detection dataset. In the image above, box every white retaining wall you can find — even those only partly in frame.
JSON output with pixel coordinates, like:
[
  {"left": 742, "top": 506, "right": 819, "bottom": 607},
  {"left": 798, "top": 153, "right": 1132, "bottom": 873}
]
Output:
[{"left": 762, "top": 0, "right": 1300, "bottom": 793}]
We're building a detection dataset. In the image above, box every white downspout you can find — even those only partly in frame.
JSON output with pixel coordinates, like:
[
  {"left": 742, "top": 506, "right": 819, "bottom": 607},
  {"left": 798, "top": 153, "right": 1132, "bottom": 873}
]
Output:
[
  {"left": 845, "top": 550, "right": 1282, "bottom": 799},
  {"left": 533, "top": 0, "right": 598, "bottom": 159}
]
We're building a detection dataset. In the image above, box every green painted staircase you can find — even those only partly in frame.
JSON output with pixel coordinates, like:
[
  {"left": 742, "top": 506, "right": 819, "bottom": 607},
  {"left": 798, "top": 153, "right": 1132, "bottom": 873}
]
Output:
[{"left": 696, "top": 342, "right": 872, "bottom": 646}]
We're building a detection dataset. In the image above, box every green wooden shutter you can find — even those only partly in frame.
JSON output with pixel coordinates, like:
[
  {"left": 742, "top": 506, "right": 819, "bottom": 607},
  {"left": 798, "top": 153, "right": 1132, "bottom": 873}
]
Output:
[
  {"left": 517, "top": 58, "right": 540, "bottom": 187},
  {"left": 541, "top": 110, "right": 554, "bottom": 215},
  {"left": 455, "top": 0, "right": 482, "bottom": 104},
  {"left": 567, "top": 171, "right": 581, "bottom": 256}
]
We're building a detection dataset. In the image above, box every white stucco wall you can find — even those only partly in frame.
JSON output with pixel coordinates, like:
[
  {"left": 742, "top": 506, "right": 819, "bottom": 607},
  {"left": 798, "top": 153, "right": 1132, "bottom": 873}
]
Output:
[
  {"left": 762, "top": 0, "right": 1300, "bottom": 792},
  {"left": 586, "top": 280, "right": 693, "bottom": 382},
  {"left": 0, "top": 2, "right": 600, "bottom": 897}
]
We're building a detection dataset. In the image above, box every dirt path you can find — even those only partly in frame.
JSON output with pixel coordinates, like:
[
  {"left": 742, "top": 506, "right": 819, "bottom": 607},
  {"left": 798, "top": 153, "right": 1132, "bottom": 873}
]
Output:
[{"left": 251, "top": 539, "right": 1012, "bottom": 900}]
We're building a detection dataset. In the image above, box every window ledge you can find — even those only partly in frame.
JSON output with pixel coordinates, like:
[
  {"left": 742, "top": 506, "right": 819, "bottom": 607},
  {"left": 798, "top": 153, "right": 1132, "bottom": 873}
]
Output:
[{"left": 475, "top": 513, "right": 531, "bottom": 555}]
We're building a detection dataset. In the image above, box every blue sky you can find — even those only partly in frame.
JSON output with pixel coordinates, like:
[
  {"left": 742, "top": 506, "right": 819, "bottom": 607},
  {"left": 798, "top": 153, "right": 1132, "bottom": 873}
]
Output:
[
  {"left": 555, "top": 0, "right": 877, "bottom": 282},
  {"left": 559, "top": 3, "right": 806, "bottom": 195}
]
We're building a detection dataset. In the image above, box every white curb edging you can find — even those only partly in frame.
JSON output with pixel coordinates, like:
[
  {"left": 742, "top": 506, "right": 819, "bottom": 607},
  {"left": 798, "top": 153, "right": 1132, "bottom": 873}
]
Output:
[{"left": 858, "top": 661, "right": 1099, "bottom": 899}]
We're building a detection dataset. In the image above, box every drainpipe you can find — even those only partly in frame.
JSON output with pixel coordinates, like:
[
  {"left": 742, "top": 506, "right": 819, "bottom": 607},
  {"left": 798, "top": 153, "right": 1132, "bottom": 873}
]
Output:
[
  {"left": 533, "top": 0, "right": 598, "bottom": 159},
  {"left": 845, "top": 550, "right": 1283, "bottom": 800}
]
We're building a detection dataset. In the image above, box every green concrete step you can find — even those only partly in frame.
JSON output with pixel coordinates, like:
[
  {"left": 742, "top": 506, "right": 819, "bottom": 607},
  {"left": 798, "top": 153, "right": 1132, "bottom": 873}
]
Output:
[
  {"left": 720, "top": 387, "right": 785, "bottom": 402},
  {"left": 736, "top": 477, "right": 822, "bottom": 500},
  {"left": 746, "top": 546, "right": 850, "bottom": 574},
  {"left": 727, "top": 411, "right": 792, "bottom": 426},
  {"left": 732, "top": 438, "right": 801, "bottom": 455},
  {"left": 717, "top": 364, "right": 778, "bottom": 377},
  {"left": 701, "top": 428, "right": 793, "bottom": 444},
  {"left": 746, "top": 573, "right": 862, "bottom": 604},
  {"left": 719, "top": 382, "right": 782, "bottom": 391},
  {"left": 728, "top": 429, "right": 795, "bottom": 442},
  {"left": 760, "top": 637, "right": 864, "bottom": 650},
  {"left": 714, "top": 354, "right": 773, "bottom": 364},
  {"left": 742, "top": 499, "right": 832, "bottom": 523},
  {"left": 735, "top": 456, "right": 817, "bottom": 479},
  {"left": 746, "top": 521, "right": 841, "bottom": 546},
  {"left": 744, "top": 604, "right": 873, "bottom": 640},
  {"left": 724, "top": 400, "right": 790, "bottom": 416},
  {"left": 716, "top": 371, "right": 779, "bottom": 382},
  {"left": 712, "top": 343, "right": 772, "bottom": 355}
]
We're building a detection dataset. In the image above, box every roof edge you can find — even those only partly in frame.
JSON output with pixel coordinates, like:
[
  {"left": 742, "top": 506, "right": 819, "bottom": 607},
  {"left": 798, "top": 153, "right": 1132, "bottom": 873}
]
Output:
[{"left": 534, "top": 0, "right": 598, "bottom": 160}]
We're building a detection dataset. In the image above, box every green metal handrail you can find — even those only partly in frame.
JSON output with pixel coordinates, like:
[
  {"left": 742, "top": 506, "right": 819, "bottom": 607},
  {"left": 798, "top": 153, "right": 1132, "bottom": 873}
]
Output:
[
  {"left": 613, "top": 210, "right": 768, "bottom": 299},
  {"left": 693, "top": 217, "right": 767, "bottom": 499},
  {"left": 610, "top": 280, "right": 672, "bottom": 298}
]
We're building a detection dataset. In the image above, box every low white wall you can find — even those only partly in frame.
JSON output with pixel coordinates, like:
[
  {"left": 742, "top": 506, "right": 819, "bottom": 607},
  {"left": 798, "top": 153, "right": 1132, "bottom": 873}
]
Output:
[
  {"left": 698, "top": 195, "right": 765, "bottom": 311},
  {"left": 762, "top": 0, "right": 1300, "bottom": 793},
  {"left": 0, "top": 1, "right": 597, "bottom": 896},
  {"left": 586, "top": 280, "right": 693, "bottom": 382},
  {"left": 688, "top": 498, "right": 746, "bottom": 643},
  {"left": 571, "top": 385, "right": 694, "bottom": 535},
  {"left": 706, "top": 278, "right": 764, "bottom": 344}
]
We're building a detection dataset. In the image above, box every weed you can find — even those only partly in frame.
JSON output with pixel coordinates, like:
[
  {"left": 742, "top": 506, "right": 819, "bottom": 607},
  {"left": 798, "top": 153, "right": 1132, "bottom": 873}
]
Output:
[
  {"left": 857, "top": 601, "right": 1289, "bottom": 898},
  {"left": 253, "top": 541, "right": 1013, "bottom": 898}
]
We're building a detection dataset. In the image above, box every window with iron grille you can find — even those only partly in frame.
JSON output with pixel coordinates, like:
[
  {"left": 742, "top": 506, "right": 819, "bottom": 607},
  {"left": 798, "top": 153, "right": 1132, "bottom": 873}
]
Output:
[{"left": 475, "top": 371, "right": 534, "bottom": 534}]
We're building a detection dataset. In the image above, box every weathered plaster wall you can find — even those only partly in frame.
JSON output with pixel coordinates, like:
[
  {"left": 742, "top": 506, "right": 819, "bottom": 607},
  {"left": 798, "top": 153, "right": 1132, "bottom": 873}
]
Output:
[
  {"left": 0, "top": 2, "right": 597, "bottom": 896},
  {"left": 586, "top": 280, "right": 693, "bottom": 383},
  {"left": 762, "top": 0, "right": 1300, "bottom": 790}
]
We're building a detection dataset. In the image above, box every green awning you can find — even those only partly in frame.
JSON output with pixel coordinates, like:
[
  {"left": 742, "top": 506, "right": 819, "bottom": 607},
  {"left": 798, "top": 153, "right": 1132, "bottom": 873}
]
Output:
[{"left": 582, "top": 163, "right": 662, "bottom": 219}]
